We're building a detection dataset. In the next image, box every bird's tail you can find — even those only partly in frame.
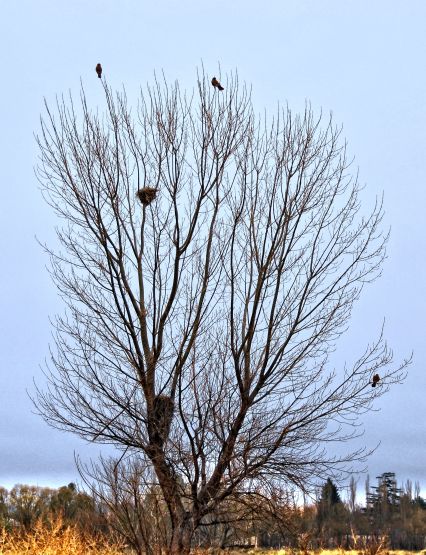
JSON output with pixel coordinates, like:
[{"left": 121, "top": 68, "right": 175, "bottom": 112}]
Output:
[
  {"left": 372, "top": 383, "right": 376, "bottom": 387},
  {"left": 219, "top": 85, "right": 224, "bottom": 91},
  {"left": 98, "top": 74, "right": 102, "bottom": 78}
]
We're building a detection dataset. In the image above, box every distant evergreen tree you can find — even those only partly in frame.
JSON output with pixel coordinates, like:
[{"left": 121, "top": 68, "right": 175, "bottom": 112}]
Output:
[
  {"left": 368, "top": 472, "right": 401, "bottom": 508},
  {"left": 319, "top": 478, "right": 341, "bottom": 509},
  {"left": 317, "top": 479, "right": 348, "bottom": 545},
  {"left": 366, "top": 472, "right": 403, "bottom": 535}
]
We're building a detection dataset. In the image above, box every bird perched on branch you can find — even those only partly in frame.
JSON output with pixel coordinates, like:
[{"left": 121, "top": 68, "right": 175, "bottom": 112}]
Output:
[
  {"left": 211, "top": 77, "right": 224, "bottom": 91},
  {"left": 95, "top": 63, "right": 102, "bottom": 78},
  {"left": 372, "top": 374, "right": 380, "bottom": 387}
]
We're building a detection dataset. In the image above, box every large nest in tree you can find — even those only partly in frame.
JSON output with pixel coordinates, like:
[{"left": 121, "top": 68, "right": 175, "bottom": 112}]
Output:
[
  {"left": 136, "top": 187, "right": 159, "bottom": 206},
  {"left": 152, "top": 395, "right": 174, "bottom": 444}
]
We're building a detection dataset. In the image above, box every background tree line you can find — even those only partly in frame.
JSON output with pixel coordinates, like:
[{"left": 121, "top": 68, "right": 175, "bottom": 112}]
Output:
[
  {"left": 293, "top": 472, "right": 426, "bottom": 551},
  {"left": 1, "top": 472, "right": 425, "bottom": 552},
  {"left": 0, "top": 482, "right": 101, "bottom": 533}
]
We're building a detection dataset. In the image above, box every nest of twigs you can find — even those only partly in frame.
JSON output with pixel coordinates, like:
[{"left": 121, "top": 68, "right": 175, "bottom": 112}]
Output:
[
  {"left": 153, "top": 395, "right": 174, "bottom": 444},
  {"left": 136, "top": 187, "right": 159, "bottom": 206}
]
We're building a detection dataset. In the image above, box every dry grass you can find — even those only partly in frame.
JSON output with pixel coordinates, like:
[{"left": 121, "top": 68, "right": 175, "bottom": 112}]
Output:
[
  {"left": 221, "top": 551, "right": 425, "bottom": 555},
  {"left": 0, "top": 516, "right": 125, "bottom": 554},
  {"left": 0, "top": 532, "right": 424, "bottom": 555}
]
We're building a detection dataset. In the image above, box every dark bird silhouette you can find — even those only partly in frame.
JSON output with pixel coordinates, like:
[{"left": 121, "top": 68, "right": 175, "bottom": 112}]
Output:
[
  {"left": 95, "top": 63, "right": 102, "bottom": 78},
  {"left": 372, "top": 374, "right": 380, "bottom": 387},
  {"left": 211, "top": 77, "right": 224, "bottom": 91}
]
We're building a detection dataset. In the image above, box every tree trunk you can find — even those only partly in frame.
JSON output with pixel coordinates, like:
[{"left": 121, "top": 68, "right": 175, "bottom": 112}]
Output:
[{"left": 169, "top": 513, "right": 194, "bottom": 555}]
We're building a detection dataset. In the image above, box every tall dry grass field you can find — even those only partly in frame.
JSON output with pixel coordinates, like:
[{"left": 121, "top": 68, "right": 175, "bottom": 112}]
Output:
[
  {"left": 218, "top": 550, "right": 425, "bottom": 555},
  {"left": 0, "top": 516, "right": 124, "bottom": 554},
  {"left": 1, "top": 531, "right": 425, "bottom": 555}
]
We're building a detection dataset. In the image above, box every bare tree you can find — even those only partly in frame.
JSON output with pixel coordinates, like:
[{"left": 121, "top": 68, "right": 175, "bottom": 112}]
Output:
[
  {"left": 414, "top": 481, "right": 421, "bottom": 500},
  {"left": 366, "top": 474, "right": 371, "bottom": 507},
  {"left": 34, "top": 70, "right": 408, "bottom": 554},
  {"left": 349, "top": 476, "right": 358, "bottom": 513},
  {"left": 79, "top": 456, "right": 170, "bottom": 555},
  {"left": 404, "top": 479, "right": 413, "bottom": 501}
]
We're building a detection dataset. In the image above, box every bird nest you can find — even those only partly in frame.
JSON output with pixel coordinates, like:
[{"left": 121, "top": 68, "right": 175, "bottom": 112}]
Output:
[
  {"left": 153, "top": 395, "right": 174, "bottom": 444},
  {"left": 136, "top": 187, "right": 159, "bottom": 206}
]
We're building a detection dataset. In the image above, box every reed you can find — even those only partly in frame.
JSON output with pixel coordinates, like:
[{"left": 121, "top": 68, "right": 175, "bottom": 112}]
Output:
[{"left": 0, "top": 515, "right": 124, "bottom": 555}]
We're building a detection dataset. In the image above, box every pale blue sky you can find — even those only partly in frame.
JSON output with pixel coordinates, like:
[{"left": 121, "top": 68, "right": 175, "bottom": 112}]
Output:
[{"left": 0, "top": 1, "right": 425, "bottom": 498}]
